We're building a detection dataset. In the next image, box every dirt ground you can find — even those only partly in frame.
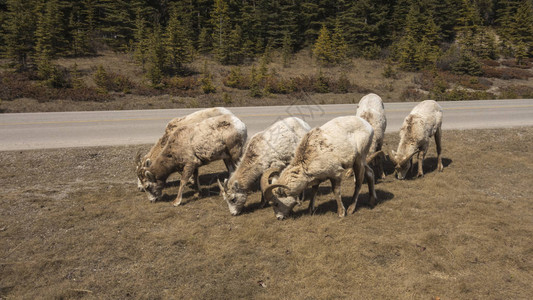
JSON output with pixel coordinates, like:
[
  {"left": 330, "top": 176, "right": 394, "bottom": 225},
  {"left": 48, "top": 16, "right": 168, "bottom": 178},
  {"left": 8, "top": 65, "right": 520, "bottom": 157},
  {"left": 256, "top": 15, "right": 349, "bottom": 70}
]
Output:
[{"left": 1, "top": 127, "right": 532, "bottom": 299}]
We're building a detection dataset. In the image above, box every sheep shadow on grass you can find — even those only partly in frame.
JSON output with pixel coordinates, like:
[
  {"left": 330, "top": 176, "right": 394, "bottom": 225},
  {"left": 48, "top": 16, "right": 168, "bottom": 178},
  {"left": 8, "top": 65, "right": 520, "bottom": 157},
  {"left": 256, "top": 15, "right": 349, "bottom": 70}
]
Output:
[
  {"left": 382, "top": 155, "right": 452, "bottom": 180},
  {"left": 159, "top": 171, "right": 230, "bottom": 205},
  {"left": 292, "top": 188, "right": 395, "bottom": 218}
]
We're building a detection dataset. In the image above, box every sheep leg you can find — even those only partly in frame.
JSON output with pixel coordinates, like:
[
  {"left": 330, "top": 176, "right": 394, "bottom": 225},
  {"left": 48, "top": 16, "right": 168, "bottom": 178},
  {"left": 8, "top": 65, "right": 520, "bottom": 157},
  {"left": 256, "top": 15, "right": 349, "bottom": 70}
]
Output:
[
  {"left": 365, "top": 165, "right": 378, "bottom": 207},
  {"left": 260, "top": 194, "right": 266, "bottom": 207},
  {"left": 223, "top": 158, "right": 235, "bottom": 174},
  {"left": 377, "top": 146, "right": 386, "bottom": 179},
  {"left": 417, "top": 148, "right": 427, "bottom": 178},
  {"left": 435, "top": 127, "right": 444, "bottom": 172},
  {"left": 308, "top": 184, "right": 319, "bottom": 215},
  {"left": 347, "top": 161, "right": 364, "bottom": 215},
  {"left": 193, "top": 168, "right": 201, "bottom": 197},
  {"left": 330, "top": 179, "right": 345, "bottom": 217},
  {"left": 173, "top": 164, "right": 195, "bottom": 206}
]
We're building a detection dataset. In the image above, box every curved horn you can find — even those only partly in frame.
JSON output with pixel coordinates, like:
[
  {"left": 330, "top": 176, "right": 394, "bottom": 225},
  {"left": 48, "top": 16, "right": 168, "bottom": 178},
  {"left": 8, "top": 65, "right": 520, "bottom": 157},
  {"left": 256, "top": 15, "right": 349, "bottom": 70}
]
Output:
[
  {"left": 366, "top": 150, "right": 384, "bottom": 164},
  {"left": 263, "top": 184, "right": 290, "bottom": 205},
  {"left": 145, "top": 170, "right": 156, "bottom": 182},
  {"left": 398, "top": 150, "right": 420, "bottom": 167},
  {"left": 217, "top": 178, "right": 226, "bottom": 194},
  {"left": 260, "top": 167, "right": 282, "bottom": 193},
  {"left": 135, "top": 150, "right": 144, "bottom": 167}
]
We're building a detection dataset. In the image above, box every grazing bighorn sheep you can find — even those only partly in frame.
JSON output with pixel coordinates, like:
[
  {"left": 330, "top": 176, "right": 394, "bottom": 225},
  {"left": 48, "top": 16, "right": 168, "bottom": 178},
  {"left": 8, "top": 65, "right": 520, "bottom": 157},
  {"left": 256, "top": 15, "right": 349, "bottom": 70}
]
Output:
[
  {"left": 135, "top": 107, "right": 232, "bottom": 190},
  {"left": 356, "top": 93, "right": 387, "bottom": 179},
  {"left": 139, "top": 114, "right": 247, "bottom": 206},
  {"left": 263, "top": 116, "right": 378, "bottom": 220},
  {"left": 391, "top": 100, "right": 443, "bottom": 180},
  {"left": 218, "top": 117, "right": 311, "bottom": 215}
]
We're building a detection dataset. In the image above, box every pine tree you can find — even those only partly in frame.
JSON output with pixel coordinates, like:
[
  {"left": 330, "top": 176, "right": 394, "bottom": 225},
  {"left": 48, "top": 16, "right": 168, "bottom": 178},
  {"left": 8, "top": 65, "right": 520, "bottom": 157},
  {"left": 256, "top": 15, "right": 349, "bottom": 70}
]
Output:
[
  {"left": 98, "top": 0, "right": 136, "bottom": 51},
  {"left": 227, "top": 25, "right": 244, "bottom": 65},
  {"left": 331, "top": 20, "right": 348, "bottom": 63},
  {"left": 197, "top": 27, "right": 212, "bottom": 54},
  {"left": 200, "top": 60, "right": 216, "bottom": 94},
  {"left": 133, "top": 9, "right": 148, "bottom": 70},
  {"left": 455, "top": 0, "right": 482, "bottom": 53},
  {"left": 211, "top": 0, "right": 232, "bottom": 64},
  {"left": 281, "top": 31, "right": 293, "bottom": 68},
  {"left": 511, "top": 0, "right": 533, "bottom": 58},
  {"left": 4, "top": 0, "right": 37, "bottom": 70},
  {"left": 147, "top": 25, "right": 165, "bottom": 86},
  {"left": 0, "top": 2, "right": 6, "bottom": 56},
  {"left": 339, "top": 0, "right": 390, "bottom": 57},
  {"left": 165, "top": 6, "right": 193, "bottom": 73},
  {"left": 69, "top": 5, "right": 91, "bottom": 57},
  {"left": 313, "top": 24, "right": 334, "bottom": 65},
  {"left": 34, "top": 0, "right": 65, "bottom": 62},
  {"left": 395, "top": 2, "right": 441, "bottom": 70}
]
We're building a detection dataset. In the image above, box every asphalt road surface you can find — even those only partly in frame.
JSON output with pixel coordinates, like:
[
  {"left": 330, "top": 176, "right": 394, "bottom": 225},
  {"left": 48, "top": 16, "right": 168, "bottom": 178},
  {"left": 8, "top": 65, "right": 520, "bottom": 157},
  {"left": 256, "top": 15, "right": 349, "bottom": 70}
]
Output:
[{"left": 1, "top": 99, "right": 532, "bottom": 151}]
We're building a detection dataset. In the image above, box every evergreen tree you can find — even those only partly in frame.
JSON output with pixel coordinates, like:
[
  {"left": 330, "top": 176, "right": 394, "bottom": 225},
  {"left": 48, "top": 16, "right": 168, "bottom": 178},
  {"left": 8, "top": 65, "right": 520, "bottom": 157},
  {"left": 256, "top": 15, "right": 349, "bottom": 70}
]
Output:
[
  {"left": 133, "top": 8, "right": 149, "bottom": 70},
  {"left": 34, "top": 0, "right": 65, "bottom": 61},
  {"left": 331, "top": 20, "right": 348, "bottom": 63},
  {"left": 339, "top": 0, "right": 390, "bottom": 57},
  {"left": 4, "top": 0, "right": 37, "bottom": 70},
  {"left": 147, "top": 25, "right": 165, "bottom": 86},
  {"left": 0, "top": 1, "right": 6, "bottom": 56},
  {"left": 165, "top": 5, "right": 193, "bottom": 73},
  {"left": 511, "top": 0, "right": 533, "bottom": 57},
  {"left": 455, "top": 0, "right": 482, "bottom": 43},
  {"left": 281, "top": 30, "right": 293, "bottom": 68},
  {"left": 98, "top": 0, "right": 136, "bottom": 51},
  {"left": 211, "top": 0, "right": 232, "bottom": 64},
  {"left": 395, "top": 2, "right": 441, "bottom": 70},
  {"left": 227, "top": 25, "right": 244, "bottom": 64},
  {"left": 197, "top": 27, "right": 212, "bottom": 54},
  {"left": 313, "top": 24, "right": 334, "bottom": 65},
  {"left": 69, "top": 5, "right": 91, "bottom": 56}
]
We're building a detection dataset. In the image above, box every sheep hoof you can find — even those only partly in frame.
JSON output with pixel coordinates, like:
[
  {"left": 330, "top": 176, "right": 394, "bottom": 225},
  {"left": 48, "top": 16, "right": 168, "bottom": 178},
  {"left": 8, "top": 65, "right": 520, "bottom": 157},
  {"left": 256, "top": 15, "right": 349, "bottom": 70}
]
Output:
[
  {"left": 338, "top": 208, "right": 346, "bottom": 217},
  {"left": 172, "top": 199, "right": 182, "bottom": 207},
  {"left": 347, "top": 204, "right": 356, "bottom": 215}
]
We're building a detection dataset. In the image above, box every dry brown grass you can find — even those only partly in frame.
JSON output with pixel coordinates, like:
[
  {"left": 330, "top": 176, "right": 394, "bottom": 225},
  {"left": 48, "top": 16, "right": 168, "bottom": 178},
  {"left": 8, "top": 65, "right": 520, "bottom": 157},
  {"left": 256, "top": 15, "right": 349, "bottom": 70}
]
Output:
[
  {"left": 1, "top": 127, "right": 532, "bottom": 299},
  {"left": 2, "top": 51, "right": 533, "bottom": 113}
]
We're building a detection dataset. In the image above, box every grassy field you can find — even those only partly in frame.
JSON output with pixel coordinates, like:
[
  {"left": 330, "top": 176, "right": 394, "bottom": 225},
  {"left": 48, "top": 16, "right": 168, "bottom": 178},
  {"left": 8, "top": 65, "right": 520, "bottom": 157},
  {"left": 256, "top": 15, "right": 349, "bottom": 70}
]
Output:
[{"left": 1, "top": 127, "right": 532, "bottom": 299}]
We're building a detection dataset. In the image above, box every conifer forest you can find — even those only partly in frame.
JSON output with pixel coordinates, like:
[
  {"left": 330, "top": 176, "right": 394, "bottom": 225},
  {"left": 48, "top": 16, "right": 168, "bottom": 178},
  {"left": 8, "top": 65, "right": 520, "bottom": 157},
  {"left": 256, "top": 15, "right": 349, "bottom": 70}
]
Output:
[{"left": 0, "top": 0, "right": 532, "bottom": 110}]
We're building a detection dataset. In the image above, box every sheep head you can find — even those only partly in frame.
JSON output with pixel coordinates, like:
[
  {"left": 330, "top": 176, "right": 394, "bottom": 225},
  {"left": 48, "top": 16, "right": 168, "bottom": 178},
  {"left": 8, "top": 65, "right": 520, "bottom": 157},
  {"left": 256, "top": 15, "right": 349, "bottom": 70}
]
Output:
[
  {"left": 391, "top": 150, "right": 419, "bottom": 180},
  {"left": 139, "top": 159, "right": 164, "bottom": 202},
  {"left": 218, "top": 178, "right": 247, "bottom": 216},
  {"left": 263, "top": 183, "right": 297, "bottom": 220}
]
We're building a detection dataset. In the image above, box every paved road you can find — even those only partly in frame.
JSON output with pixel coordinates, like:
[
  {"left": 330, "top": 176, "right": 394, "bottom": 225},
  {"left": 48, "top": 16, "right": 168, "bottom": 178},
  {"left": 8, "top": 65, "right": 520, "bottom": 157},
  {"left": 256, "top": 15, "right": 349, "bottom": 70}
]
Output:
[{"left": 1, "top": 99, "right": 532, "bottom": 151}]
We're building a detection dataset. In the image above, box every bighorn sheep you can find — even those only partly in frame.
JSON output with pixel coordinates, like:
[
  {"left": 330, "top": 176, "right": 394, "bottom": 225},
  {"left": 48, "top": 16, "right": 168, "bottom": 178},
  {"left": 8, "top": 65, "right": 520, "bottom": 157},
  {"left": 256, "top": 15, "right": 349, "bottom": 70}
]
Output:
[
  {"left": 135, "top": 107, "right": 233, "bottom": 190},
  {"left": 391, "top": 100, "right": 443, "bottom": 179},
  {"left": 355, "top": 93, "right": 387, "bottom": 179},
  {"left": 139, "top": 114, "right": 247, "bottom": 206},
  {"left": 218, "top": 117, "right": 311, "bottom": 215},
  {"left": 263, "top": 116, "right": 378, "bottom": 220}
]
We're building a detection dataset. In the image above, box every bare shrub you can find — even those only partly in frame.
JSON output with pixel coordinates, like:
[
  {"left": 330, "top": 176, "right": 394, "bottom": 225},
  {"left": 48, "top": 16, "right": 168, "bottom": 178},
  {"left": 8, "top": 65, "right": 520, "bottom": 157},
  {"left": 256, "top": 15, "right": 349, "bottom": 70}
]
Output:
[
  {"left": 400, "top": 86, "right": 425, "bottom": 101},
  {"left": 481, "top": 66, "right": 532, "bottom": 80},
  {"left": 499, "top": 85, "right": 533, "bottom": 99}
]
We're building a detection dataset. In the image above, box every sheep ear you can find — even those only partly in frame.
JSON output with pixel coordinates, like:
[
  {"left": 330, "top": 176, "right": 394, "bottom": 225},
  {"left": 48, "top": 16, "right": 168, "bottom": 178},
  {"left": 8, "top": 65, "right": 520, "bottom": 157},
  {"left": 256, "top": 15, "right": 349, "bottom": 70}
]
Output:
[
  {"left": 144, "top": 159, "right": 151, "bottom": 168},
  {"left": 145, "top": 171, "right": 155, "bottom": 182}
]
